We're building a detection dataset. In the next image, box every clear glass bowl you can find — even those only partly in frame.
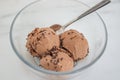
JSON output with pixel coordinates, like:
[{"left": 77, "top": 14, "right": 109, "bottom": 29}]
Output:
[{"left": 10, "top": 0, "right": 107, "bottom": 80}]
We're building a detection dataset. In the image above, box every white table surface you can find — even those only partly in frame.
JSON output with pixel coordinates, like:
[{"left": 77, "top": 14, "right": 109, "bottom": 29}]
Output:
[{"left": 0, "top": 0, "right": 120, "bottom": 80}]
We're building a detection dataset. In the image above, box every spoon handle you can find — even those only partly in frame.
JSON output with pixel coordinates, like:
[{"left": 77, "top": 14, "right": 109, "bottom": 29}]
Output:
[{"left": 63, "top": 0, "right": 111, "bottom": 28}]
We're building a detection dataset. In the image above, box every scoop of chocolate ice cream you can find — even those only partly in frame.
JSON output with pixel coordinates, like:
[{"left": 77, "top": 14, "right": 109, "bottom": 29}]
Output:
[
  {"left": 40, "top": 48, "right": 74, "bottom": 72},
  {"left": 60, "top": 29, "right": 89, "bottom": 61},
  {"left": 26, "top": 27, "right": 60, "bottom": 57}
]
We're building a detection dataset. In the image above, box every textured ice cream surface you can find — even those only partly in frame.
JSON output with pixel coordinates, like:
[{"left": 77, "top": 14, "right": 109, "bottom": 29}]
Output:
[
  {"left": 40, "top": 48, "right": 74, "bottom": 72},
  {"left": 26, "top": 25, "right": 89, "bottom": 72},
  {"left": 26, "top": 27, "right": 60, "bottom": 57},
  {"left": 60, "top": 29, "right": 89, "bottom": 61}
]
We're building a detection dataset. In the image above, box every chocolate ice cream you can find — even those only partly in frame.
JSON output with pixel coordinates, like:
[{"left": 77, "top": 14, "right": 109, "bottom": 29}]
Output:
[
  {"left": 26, "top": 25, "right": 89, "bottom": 72},
  {"left": 60, "top": 29, "right": 89, "bottom": 61},
  {"left": 26, "top": 27, "right": 60, "bottom": 57},
  {"left": 40, "top": 48, "right": 74, "bottom": 72}
]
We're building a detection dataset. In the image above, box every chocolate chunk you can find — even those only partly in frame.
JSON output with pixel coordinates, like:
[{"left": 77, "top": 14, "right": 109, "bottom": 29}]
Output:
[
  {"left": 32, "top": 49, "right": 36, "bottom": 53},
  {"left": 60, "top": 58, "right": 63, "bottom": 61},
  {"left": 59, "top": 35, "right": 61, "bottom": 38},
  {"left": 34, "top": 28, "right": 39, "bottom": 32},
  {"left": 51, "top": 31, "right": 55, "bottom": 35},
  {"left": 57, "top": 59, "right": 59, "bottom": 63},
  {"left": 71, "top": 32, "right": 74, "bottom": 33},
  {"left": 43, "top": 55, "right": 46, "bottom": 58},
  {"left": 80, "top": 33, "right": 84, "bottom": 37},
  {"left": 50, "top": 60, "right": 52, "bottom": 63},
  {"left": 37, "top": 37, "right": 40, "bottom": 41},
  {"left": 54, "top": 66, "right": 57, "bottom": 69},
  {"left": 47, "top": 63, "right": 49, "bottom": 66},
  {"left": 40, "top": 30, "right": 46, "bottom": 33},
  {"left": 31, "top": 33, "right": 34, "bottom": 36},
  {"left": 28, "top": 33, "right": 32, "bottom": 37},
  {"left": 81, "top": 37, "right": 84, "bottom": 40},
  {"left": 47, "top": 49, "right": 49, "bottom": 51},
  {"left": 48, "top": 33, "right": 50, "bottom": 35},
  {"left": 68, "top": 32, "right": 70, "bottom": 35},
  {"left": 78, "top": 58, "right": 81, "bottom": 60},
  {"left": 41, "top": 33, "right": 44, "bottom": 36},
  {"left": 70, "top": 35, "right": 77, "bottom": 40}
]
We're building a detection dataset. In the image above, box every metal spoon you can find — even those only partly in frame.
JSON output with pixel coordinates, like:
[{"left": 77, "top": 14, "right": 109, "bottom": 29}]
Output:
[{"left": 50, "top": 0, "right": 111, "bottom": 31}]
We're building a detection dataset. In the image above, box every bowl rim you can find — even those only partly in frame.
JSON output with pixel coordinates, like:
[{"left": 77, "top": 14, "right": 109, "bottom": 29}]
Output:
[{"left": 9, "top": 0, "right": 108, "bottom": 75}]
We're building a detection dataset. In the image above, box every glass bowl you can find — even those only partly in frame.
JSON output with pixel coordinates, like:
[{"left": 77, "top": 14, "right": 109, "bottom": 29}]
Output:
[{"left": 10, "top": 0, "right": 107, "bottom": 80}]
